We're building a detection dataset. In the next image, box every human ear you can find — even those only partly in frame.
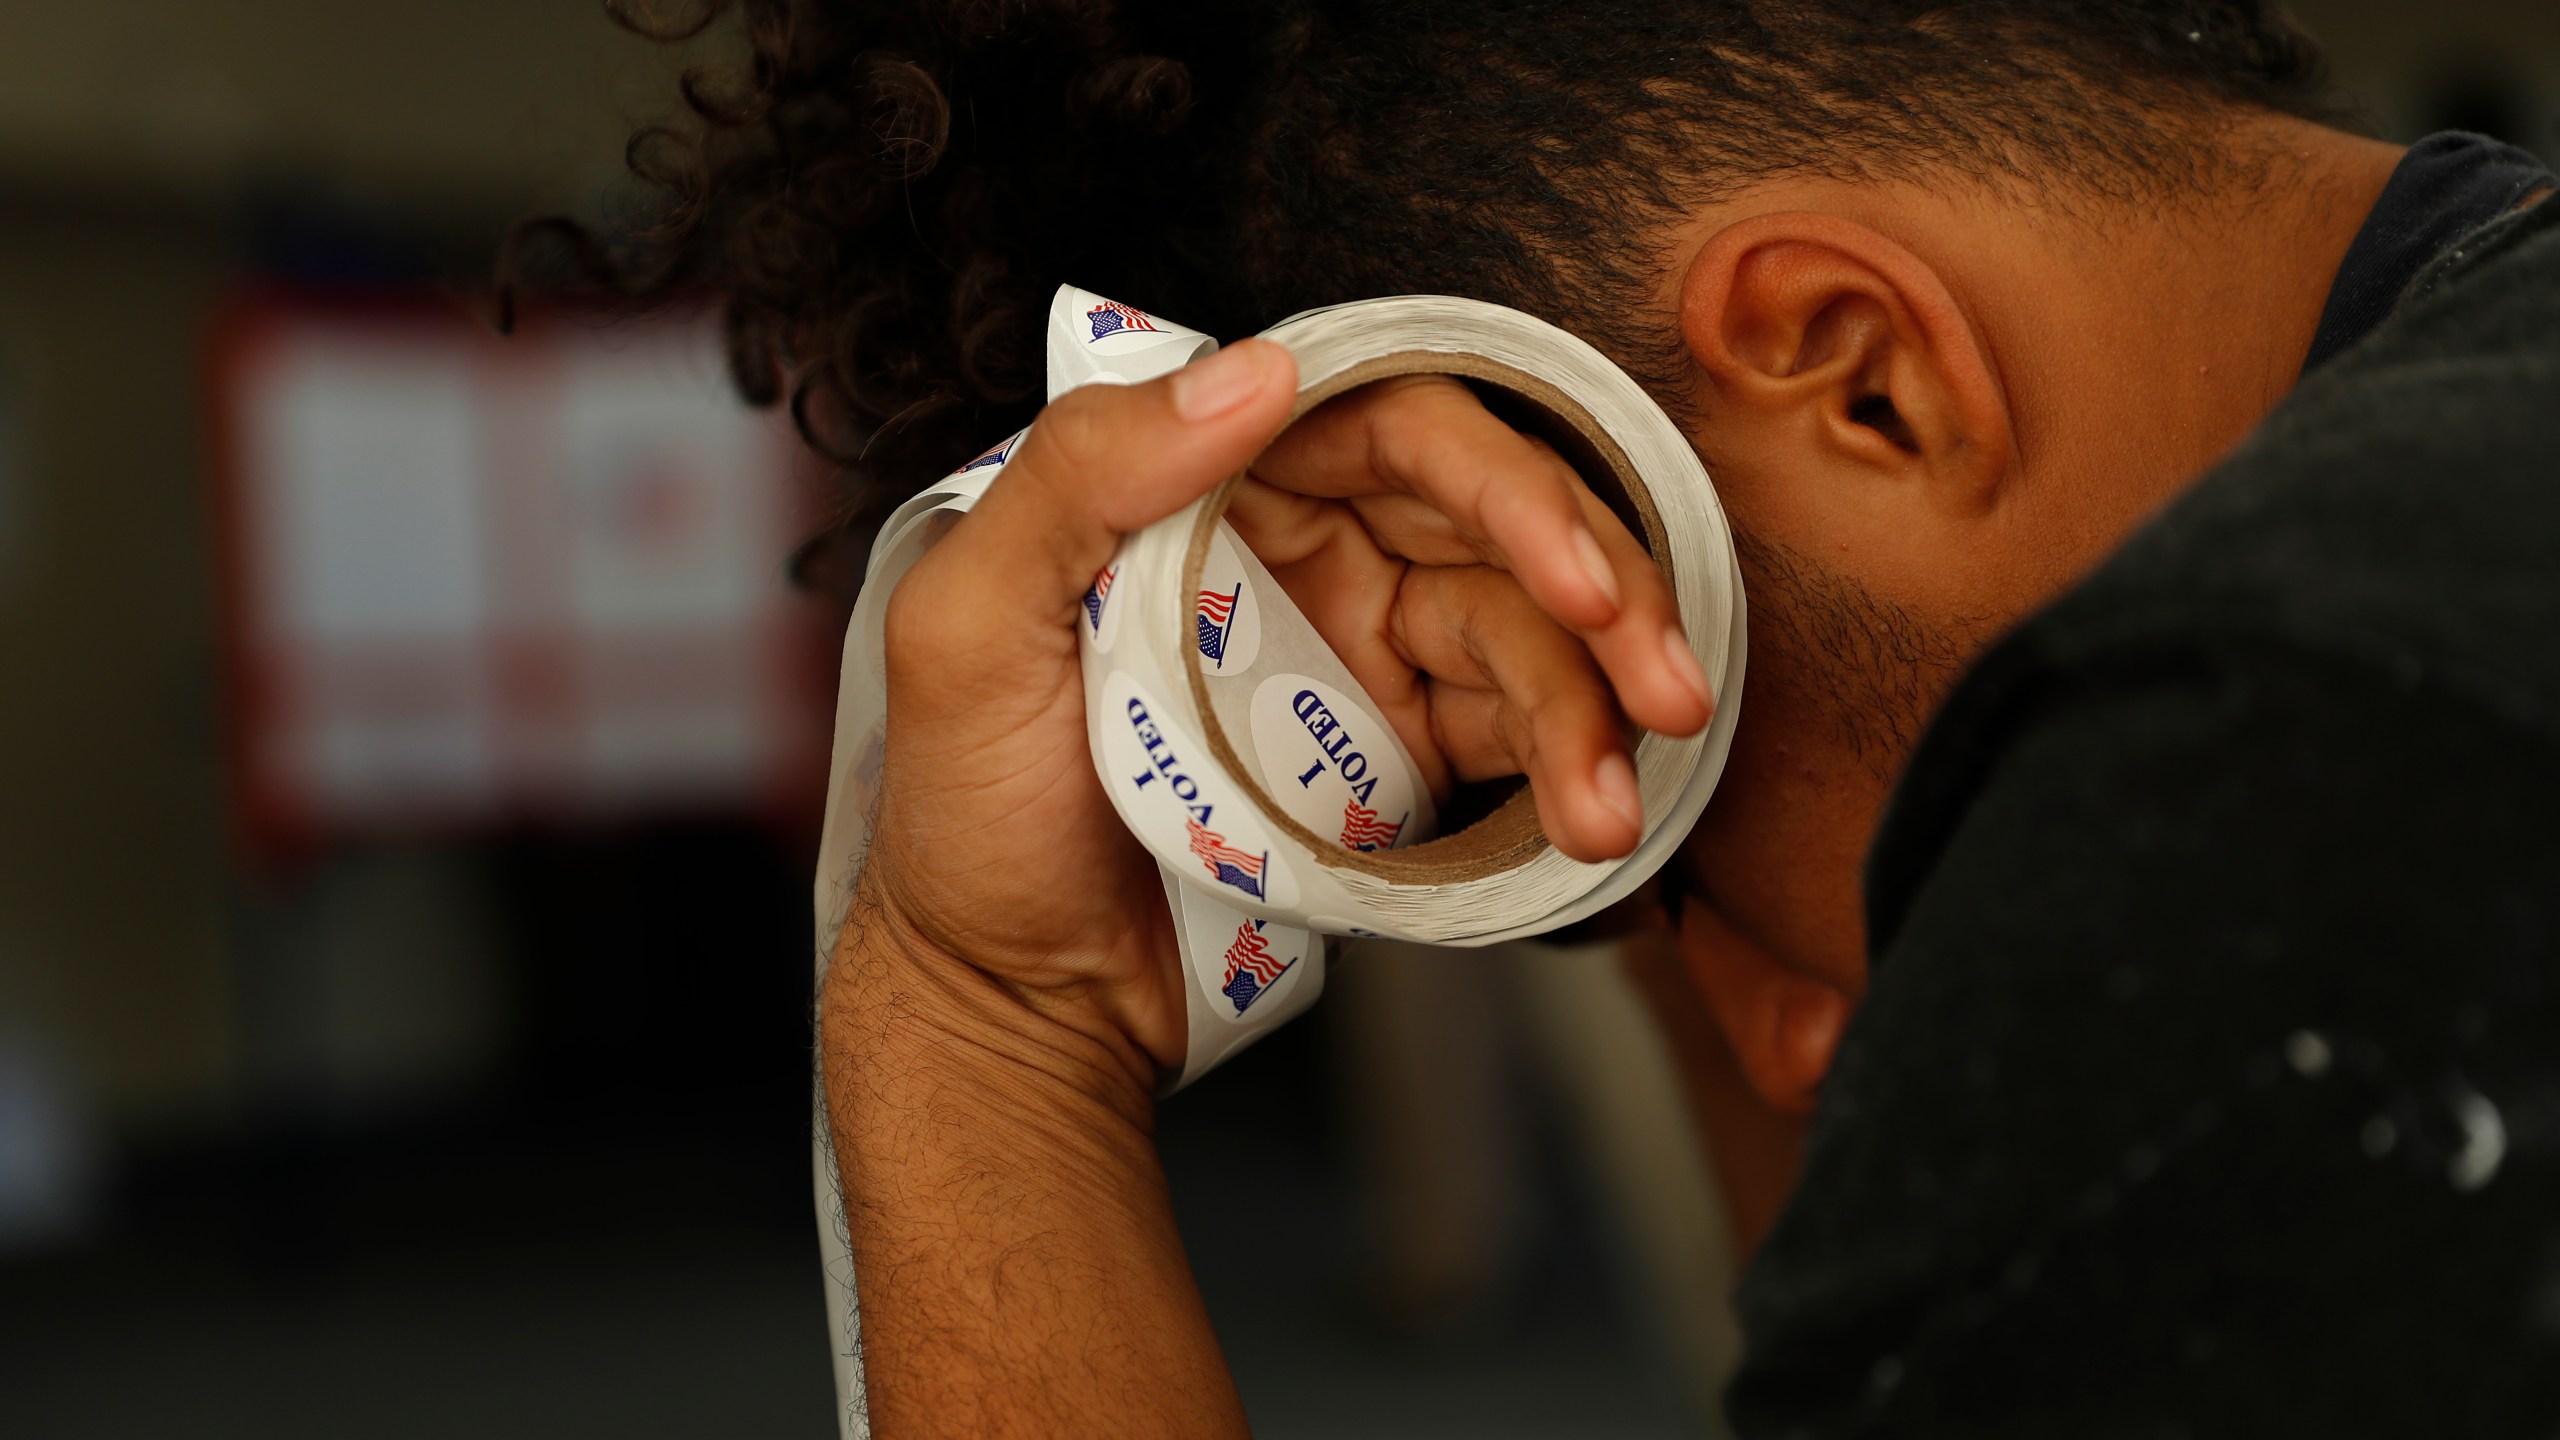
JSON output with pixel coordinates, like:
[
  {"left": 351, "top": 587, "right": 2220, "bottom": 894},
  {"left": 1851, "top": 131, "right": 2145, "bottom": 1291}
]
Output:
[
  {"left": 1676, "top": 899, "right": 1851, "bottom": 1115},
  {"left": 1678, "top": 211, "right": 2011, "bottom": 515}
]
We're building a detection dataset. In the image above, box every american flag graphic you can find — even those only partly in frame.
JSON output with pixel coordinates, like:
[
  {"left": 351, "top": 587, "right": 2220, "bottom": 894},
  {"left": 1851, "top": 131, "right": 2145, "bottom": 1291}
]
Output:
[
  {"left": 1195, "top": 584, "right": 1242, "bottom": 667},
  {"left": 1338, "top": 799, "right": 1406, "bottom": 853},
  {"left": 957, "top": 434, "right": 1016, "bottom": 473},
  {"left": 1087, "top": 301, "right": 1162, "bottom": 342},
  {"left": 1219, "top": 919, "right": 1294, "bottom": 1015},
  {"left": 1186, "top": 817, "right": 1267, "bottom": 900},
  {"left": 1082, "top": 566, "right": 1116, "bottom": 634}
]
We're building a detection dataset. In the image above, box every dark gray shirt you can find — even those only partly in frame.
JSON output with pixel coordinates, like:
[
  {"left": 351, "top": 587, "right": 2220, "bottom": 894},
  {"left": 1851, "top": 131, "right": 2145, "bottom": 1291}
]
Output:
[{"left": 1730, "top": 140, "right": 2560, "bottom": 1438}]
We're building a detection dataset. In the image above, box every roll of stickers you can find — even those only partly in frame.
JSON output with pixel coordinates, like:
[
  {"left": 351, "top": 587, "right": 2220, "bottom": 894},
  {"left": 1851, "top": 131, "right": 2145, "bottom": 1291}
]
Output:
[{"left": 808, "top": 284, "right": 1745, "bottom": 1440}]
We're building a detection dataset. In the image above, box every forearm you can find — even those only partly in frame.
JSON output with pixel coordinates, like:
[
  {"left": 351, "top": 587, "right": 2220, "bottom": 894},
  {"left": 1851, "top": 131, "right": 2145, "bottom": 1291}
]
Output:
[{"left": 820, "top": 898, "right": 1248, "bottom": 1440}]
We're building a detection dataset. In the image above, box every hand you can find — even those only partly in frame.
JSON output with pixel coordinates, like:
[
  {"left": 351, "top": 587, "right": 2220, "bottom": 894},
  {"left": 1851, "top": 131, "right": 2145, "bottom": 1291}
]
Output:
[
  {"left": 856, "top": 339, "right": 1304, "bottom": 1093},
  {"left": 831, "top": 347, "right": 1718, "bottom": 1438},
  {"left": 857, "top": 354, "right": 1718, "bottom": 1090},
  {"left": 1231, "top": 374, "right": 1716, "bottom": 863},
  {"left": 828, "top": 346, "right": 1304, "bottom": 1440}
]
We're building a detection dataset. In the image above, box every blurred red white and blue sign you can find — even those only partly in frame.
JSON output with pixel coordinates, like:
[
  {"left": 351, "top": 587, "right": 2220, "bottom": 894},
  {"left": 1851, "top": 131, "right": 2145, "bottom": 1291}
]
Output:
[{"left": 210, "top": 295, "right": 834, "bottom": 853}]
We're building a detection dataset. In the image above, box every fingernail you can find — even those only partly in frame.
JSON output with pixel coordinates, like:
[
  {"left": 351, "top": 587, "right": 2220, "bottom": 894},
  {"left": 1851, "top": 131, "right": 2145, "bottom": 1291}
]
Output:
[
  {"left": 1571, "top": 526, "right": 1622, "bottom": 614},
  {"left": 1663, "top": 628, "right": 1715, "bottom": 713},
  {"left": 1172, "top": 341, "right": 1273, "bottom": 421},
  {"left": 1592, "top": 752, "right": 1643, "bottom": 834}
]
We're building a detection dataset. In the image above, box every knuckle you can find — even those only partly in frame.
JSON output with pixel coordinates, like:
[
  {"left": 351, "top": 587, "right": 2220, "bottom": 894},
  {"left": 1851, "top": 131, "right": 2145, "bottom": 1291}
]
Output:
[
  {"left": 1525, "top": 436, "right": 1598, "bottom": 510},
  {"left": 1029, "top": 388, "right": 1117, "bottom": 482},
  {"left": 1475, "top": 475, "right": 1550, "bottom": 543},
  {"left": 1492, "top": 701, "right": 1539, "bottom": 769},
  {"left": 1423, "top": 694, "right": 1462, "bottom": 766},
  {"left": 1619, "top": 569, "right": 1679, "bottom": 626},
  {"left": 1366, "top": 381, "right": 1465, "bottom": 474},
  {"left": 1420, "top": 564, "right": 1490, "bottom": 628},
  {"left": 1401, "top": 373, "right": 1481, "bottom": 415},
  {"left": 1365, "top": 372, "right": 1465, "bottom": 414},
  {"left": 1515, "top": 685, "right": 1604, "bottom": 775},
  {"left": 1384, "top": 581, "right": 1424, "bottom": 664},
  {"left": 1390, "top": 568, "right": 1463, "bottom": 665},
  {"left": 1471, "top": 564, "right": 1542, "bottom": 622}
]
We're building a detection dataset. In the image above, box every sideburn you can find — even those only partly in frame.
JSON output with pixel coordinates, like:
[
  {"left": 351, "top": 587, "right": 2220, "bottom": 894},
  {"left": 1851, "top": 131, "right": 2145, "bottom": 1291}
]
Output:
[{"left": 1728, "top": 529, "right": 1979, "bottom": 786}]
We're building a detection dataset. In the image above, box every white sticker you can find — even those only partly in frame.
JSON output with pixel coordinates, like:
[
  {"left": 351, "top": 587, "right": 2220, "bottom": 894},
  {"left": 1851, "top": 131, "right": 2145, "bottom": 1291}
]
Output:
[
  {"left": 1177, "top": 900, "right": 1314, "bottom": 1024},
  {"left": 1046, "top": 286, "right": 1219, "bottom": 400},
  {"left": 1192, "top": 529, "right": 1263, "bottom": 675},
  {"left": 1081, "top": 299, "right": 1172, "bottom": 349},
  {"left": 1081, "top": 560, "right": 1127, "bottom": 653},
  {"left": 1095, "top": 669, "right": 1296, "bottom": 910},
  {"left": 1248, "top": 673, "right": 1426, "bottom": 853},
  {"left": 949, "top": 426, "right": 1028, "bottom": 481}
]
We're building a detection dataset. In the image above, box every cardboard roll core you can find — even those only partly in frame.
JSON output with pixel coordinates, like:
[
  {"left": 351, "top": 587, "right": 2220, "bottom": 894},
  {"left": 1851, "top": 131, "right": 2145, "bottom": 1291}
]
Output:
[{"left": 1182, "top": 349, "right": 1678, "bottom": 886}]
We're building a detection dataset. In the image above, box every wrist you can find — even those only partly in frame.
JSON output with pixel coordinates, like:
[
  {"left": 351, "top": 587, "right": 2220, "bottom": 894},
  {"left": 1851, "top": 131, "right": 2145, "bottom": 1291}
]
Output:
[{"left": 826, "top": 871, "right": 1162, "bottom": 1134}]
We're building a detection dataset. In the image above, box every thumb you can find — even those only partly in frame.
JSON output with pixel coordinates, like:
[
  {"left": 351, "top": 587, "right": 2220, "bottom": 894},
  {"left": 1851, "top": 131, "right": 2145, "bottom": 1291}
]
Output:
[{"left": 956, "top": 339, "right": 1300, "bottom": 617}]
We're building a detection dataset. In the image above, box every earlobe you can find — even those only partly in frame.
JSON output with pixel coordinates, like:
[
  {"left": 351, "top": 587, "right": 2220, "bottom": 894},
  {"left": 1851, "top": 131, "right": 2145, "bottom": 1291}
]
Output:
[
  {"left": 1679, "top": 211, "right": 2010, "bottom": 508},
  {"left": 1677, "top": 900, "right": 1852, "bottom": 1114}
]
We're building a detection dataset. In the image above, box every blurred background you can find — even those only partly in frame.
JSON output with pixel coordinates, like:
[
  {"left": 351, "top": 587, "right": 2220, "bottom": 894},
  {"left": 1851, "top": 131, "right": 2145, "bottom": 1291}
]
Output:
[{"left": 0, "top": 4, "right": 2552, "bottom": 1437}]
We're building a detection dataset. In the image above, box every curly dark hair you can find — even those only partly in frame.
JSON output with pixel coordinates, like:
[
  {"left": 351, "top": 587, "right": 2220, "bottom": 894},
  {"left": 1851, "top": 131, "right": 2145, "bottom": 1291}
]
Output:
[{"left": 506, "top": 0, "right": 2337, "bottom": 580}]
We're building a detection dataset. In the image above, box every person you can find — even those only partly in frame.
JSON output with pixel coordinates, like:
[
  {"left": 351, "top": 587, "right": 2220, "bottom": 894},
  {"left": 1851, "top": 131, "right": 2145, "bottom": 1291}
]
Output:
[{"left": 523, "top": 2, "right": 2560, "bottom": 1433}]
